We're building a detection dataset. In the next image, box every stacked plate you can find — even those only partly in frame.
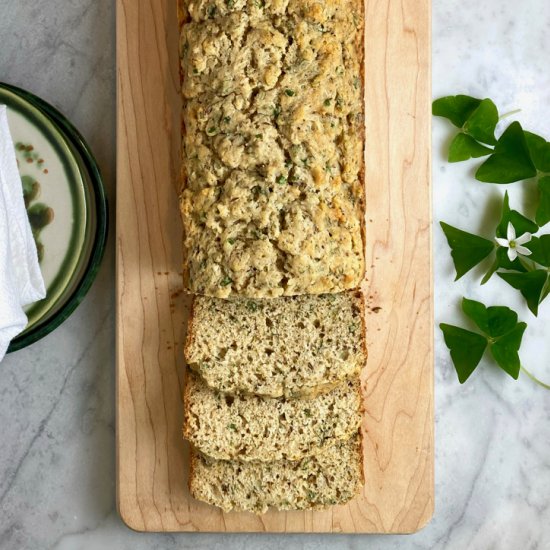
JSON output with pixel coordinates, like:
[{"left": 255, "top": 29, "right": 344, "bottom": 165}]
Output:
[{"left": 0, "top": 83, "right": 108, "bottom": 352}]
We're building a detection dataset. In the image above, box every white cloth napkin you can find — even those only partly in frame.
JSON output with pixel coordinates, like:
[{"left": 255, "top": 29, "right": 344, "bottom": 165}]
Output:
[{"left": 0, "top": 105, "right": 45, "bottom": 360}]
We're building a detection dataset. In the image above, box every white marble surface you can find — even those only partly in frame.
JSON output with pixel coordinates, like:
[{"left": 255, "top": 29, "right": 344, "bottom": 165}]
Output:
[{"left": 1, "top": 1, "right": 549, "bottom": 548}]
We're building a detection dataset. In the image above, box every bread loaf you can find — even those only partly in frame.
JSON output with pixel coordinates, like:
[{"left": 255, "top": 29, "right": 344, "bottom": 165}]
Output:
[{"left": 179, "top": 0, "right": 365, "bottom": 298}]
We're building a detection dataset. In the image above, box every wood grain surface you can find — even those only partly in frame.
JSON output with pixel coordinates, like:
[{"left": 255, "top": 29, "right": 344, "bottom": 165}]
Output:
[{"left": 116, "top": 0, "right": 433, "bottom": 533}]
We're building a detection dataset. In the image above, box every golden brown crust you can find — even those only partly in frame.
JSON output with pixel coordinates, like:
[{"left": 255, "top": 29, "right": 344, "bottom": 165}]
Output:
[
  {"left": 178, "top": 1, "right": 366, "bottom": 298},
  {"left": 357, "top": 0, "right": 366, "bottom": 286}
]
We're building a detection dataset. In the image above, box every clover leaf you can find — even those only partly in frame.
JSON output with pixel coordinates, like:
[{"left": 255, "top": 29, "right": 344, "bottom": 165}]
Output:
[
  {"left": 432, "top": 95, "right": 482, "bottom": 128},
  {"left": 476, "top": 122, "right": 537, "bottom": 183},
  {"left": 497, "top": 270, "right": 550, "bottom": 316},
  {"left": 448, "top": 133, "right": 493, "bottom": 163},
  {"left": 440, "top": 222, "right": 495, "bottom": 280},
  {"left": 463, "top": 98, "right": 499, "bottom": 145},
  {"left": 440, "top": 298, "right": 527, "bottom": 383},
  {"left": 462, "top": 297, "right": 518, "bottom": 337},
  {"left": 440, "top": 324, "right": 487, "bottom": 383},
  {"left": 524, "top": 131, "right": 550, "bottom": 173},
  {"left": 525, "top": 235, "right": 550, "bottom": 267},
  {"left": 536, "top": 176, "right": 550, "bottom": 227},
  {"left": 496, "top": 192, "right": 538, "bottom": 238},
  {"left": 490, "top": 322, "right": 527, "bottom": 379}
]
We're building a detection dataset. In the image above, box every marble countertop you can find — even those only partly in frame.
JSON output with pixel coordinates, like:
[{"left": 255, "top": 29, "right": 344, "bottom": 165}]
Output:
[{"left": 1, "top": 1, "right": 549, "bottom": 548}]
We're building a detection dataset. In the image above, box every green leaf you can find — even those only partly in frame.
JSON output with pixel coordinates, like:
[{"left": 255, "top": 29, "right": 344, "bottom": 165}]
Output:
[
  {"left": 440, "top": 324, "right": 488, "bottom": 383},
  {"left": 476, "top": 122, "right": 537, "bottom": 183},
  {"left": 463, "top": 98, "right": 499, "bottom": 145},
  {"left": 462, "top": 298, "right": 518, "bottom": 338},
  {"left": 497, "top": 270, "right": 549, "bottom": 316},
  {"left": 482, "top": 248, "right": 528, "bottom": 285},
  {"left": 432, "top": 95, "right": 482, "bottom": 128},
  {"left": 448, "top": 133, "right": 493, "bottom": 162},
  {"left": 440, "top": 222, "right": 495, "bottom": 280},
  {"left": 490, "top": 322, "right": 527, "bottom": 380},
  {"left": 494, "top": 245, "right": 528, "bottom": 272},
  {"left": 525, "top": 235, "right": 550, "bottom": 267},
  {"left": 496, "top": 191, "right": 538, "bottom": 238},
  {"left": 524, "top": 131, "right": 550, "bottom": 173},
  {"left": 536, "top": 176, "right": 550, "bottom": 226},
  {"left": 481, "top": 256, "right": 500, "bottom": 285}
]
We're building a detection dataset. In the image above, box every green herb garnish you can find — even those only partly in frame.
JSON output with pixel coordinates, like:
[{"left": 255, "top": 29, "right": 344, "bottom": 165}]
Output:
[
  {"left": 276, "top": 175, "right": 287, "bottom": 184},
  {"left": 246, "top": 301, "right": 258, "bottom": 312},
  {"left": 220, "top": 276, "right": 233, "bottom": 287},
  {"left": 285, "top": 89, "right": 295, "bottom": 97}
]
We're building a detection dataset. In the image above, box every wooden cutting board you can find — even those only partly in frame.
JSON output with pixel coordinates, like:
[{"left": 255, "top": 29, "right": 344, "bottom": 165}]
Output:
[{"left": 116, "top": 0, "right": 433, "bottom": 533}]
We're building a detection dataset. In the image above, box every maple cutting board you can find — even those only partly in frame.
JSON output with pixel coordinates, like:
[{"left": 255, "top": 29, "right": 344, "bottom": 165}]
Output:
[{"left": 116, "top": 0, "right": 432, "bottom": 533}]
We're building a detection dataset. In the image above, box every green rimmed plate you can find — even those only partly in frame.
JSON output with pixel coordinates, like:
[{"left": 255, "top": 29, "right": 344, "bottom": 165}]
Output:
[{"left": 1, "top": 83, "right": 108, "bottom": 352}]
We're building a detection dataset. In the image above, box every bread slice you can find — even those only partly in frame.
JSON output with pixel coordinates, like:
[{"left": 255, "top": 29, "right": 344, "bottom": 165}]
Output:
[
  {"left": 189, "top": 433, "right": 364, "bottom": 514},
  {"left": 183, "top": 372, "right": 362, "bottom": 462},
  {"left": 185, "top": 291, "right": 367, "bottom": 399}
]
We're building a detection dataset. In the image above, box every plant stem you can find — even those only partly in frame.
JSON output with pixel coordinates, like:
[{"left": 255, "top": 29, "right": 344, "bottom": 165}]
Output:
[
  {"left": 521, "top": 366, "right": 550, "bottom": 390},
  {"left": 499, "top": 109, "right": 522, "bottom": 121}
]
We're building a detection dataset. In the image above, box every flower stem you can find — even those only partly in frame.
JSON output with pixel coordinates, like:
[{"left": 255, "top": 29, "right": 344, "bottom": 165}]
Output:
[
  {"left": 499, "top": 109, "right": 522, "bottom": 121},
  {"left": 521, "top": 366, "right": 550, "bottom": 390}
]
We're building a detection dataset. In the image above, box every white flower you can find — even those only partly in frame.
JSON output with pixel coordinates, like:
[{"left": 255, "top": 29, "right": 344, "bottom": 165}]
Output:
[{"left": 495, "top": 222, "right": 532, "bottom": 262}]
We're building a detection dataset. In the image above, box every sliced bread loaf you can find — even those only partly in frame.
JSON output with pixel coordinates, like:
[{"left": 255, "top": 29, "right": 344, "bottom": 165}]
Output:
[
  {"left": 183, "top": 372, "right": 362, "bottom": 462},
  {"left": 185, "top": 291, "right": 367, "bottom": 398},
  {"left": 189, "top": 433, "right": 364, "bottom": 514}
]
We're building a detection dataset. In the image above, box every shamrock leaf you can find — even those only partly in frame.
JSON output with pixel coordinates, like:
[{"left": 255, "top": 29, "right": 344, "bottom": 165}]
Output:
[
  {"left": 481, "top": 246, "right": 528, "bottom": 285},
  {"left": 497, "top": 270, "right": 549, "bottom": 316},
  {"left": 441, "top": 299, "right": 528, "bottom": 383},
  {"left": 462, "top": 298, "right": 518, "bottom": 337},
  {"left": 440, "top": 324, "right": 487, "bottom": 383},
  {"left": 432, "top": 95, "right": 482, "bottom": 128},
  {"left": 496, "top": 192, "right": 538, "bottom": 238},
  {"left": 448, "top": 133, "right": 493, "bottom": 163},
  {"left": 490, "top": 322, "right": 527, "bottom": 379},
  {"left": 476, "top": 122, "right": 537, "bottom": 183},
  {"left": 524, "top": 131, "right": 550, "bottom": 173},
  {"left": 536, "top": 176, "right": 550, "bottom": 227},
  {"left": 463, "top": 98, "right": 499, "bottom": 145},
  {"left": 525, "top": 235, "right": 550, "bottom": 267},
  {"left": 440, "top": 222, "right": 495, "bottom": 280}
]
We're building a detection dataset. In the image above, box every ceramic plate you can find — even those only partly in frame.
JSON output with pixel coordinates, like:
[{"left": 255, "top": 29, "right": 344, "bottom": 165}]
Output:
[{"left": 0, "top": 83, "right": 108, "bottom": 351}]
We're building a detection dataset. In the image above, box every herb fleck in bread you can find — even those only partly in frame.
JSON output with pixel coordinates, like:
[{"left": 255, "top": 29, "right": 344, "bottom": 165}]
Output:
[
  {"left": 189, "top": 433, "right": 364, "bottom": 514},
  {"left": 183, "top": 372, "right": 362, "bottom": 462},
  {"left": 179, "top": 0, "right": 365, "bottom": 298},
  {"left": 185, "top": 291, "right": 367, "bottom": 398}
]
